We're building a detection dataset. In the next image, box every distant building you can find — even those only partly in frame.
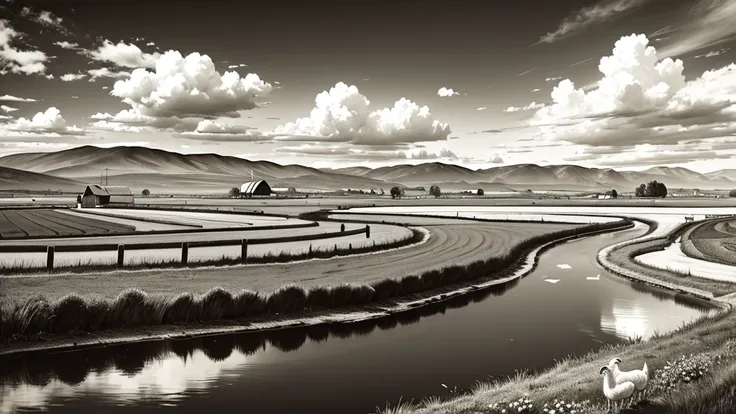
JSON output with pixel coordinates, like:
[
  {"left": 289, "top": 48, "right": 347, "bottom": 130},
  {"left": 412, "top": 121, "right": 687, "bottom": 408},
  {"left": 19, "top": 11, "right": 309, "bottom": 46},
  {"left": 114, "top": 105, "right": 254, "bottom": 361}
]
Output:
[
  {"left": 81, "top": 185, "right": 135, "bottom": 207},
  {"left": 240, "top": 180, "right": 272, "bottom": 198}
]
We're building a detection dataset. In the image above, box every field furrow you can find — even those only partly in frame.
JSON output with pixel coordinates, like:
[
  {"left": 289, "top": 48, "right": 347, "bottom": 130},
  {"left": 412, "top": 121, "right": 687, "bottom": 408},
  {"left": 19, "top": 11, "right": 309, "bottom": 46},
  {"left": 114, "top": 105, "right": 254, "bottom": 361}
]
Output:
[
  {"left": 1, "top": 211, "right": 56, "bottom": 237},
  {"left": 0, "top": 212, "right": 25, "bottom": 238},
  {"left": 18, "top": 210, "right": 82, "bottom": 236}
]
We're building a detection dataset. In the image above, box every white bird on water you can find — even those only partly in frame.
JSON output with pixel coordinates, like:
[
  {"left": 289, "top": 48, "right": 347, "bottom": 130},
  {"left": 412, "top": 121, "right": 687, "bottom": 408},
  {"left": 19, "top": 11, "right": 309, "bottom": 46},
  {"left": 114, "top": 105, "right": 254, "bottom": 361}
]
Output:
[
  {"left": 609, "top": 358, "right": 649, "bottom": 402},
  {"left": 600, "top": 365, "right": 635, "bottom": 412}
]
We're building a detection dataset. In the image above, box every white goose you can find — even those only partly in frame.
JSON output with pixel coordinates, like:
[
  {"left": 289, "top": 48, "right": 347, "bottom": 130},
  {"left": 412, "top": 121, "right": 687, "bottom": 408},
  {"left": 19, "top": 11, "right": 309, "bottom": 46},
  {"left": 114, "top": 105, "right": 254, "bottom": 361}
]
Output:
[
  {"left": 609, "top": 357, "right": 649, "bottom": 402},
  {"left": 600, "top": 365, "right": 635, "bottom": 412}
]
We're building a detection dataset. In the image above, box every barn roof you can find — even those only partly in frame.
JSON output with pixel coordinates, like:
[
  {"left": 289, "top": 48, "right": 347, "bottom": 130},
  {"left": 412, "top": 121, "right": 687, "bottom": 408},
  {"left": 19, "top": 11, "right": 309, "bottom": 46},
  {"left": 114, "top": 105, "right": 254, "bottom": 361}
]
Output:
[
  {"left": 85, "top": 184, "right": 109, "bottom": 196},
  {"left": 241, "top": 180, "right": 269, "bottom": 194},
  {"left": 103, "top": 186, "right": 133, "bottom": 196}
]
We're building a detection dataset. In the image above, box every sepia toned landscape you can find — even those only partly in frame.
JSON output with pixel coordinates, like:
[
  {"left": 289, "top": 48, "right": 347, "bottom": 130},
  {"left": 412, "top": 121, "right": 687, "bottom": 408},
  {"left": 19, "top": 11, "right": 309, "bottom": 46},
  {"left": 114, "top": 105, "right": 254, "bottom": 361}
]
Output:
[{"left": 2, "top": 0, "right": 736, "bottom": 413}]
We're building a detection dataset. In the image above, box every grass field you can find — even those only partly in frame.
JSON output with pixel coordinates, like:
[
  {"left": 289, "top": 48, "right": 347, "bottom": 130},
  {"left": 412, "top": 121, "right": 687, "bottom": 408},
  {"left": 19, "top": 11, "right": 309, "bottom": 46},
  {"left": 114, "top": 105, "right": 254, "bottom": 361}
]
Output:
[
  {"left": 681, "top": 218, "right": 736, "bottom": 266},
  {"left": 0, "top": 209, "right": 135, "bottom": 238}
]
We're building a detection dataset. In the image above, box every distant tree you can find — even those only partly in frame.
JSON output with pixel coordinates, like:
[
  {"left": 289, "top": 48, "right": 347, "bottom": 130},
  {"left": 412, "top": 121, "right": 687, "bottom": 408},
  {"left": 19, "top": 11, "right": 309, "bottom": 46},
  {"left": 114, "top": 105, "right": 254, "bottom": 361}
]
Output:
[
  {"left": 729, "top": 189, "right": 736, "bottom": 198},
  {"left": 635, "top": 183, "right": 646, "bottom": 197},
  {"left": 390, "top": 186, "right": 403, "bottom": 199},
  {"left": 477, "top": 188, "right": 484, "bottom": 196},
  {"left": 141, "top": 189, "right": 150, "bottom": 197},
  {"left": 76, "top": 194, "right": 82, "bottom": 203},
  {"left": 370, "top": 188, "right": 376, "bottom": 195},
  {"left": 228, "top": 187, "right": 240, "bottom": 198},
  {"left": 380, "top": 188, "right": 385, "bottom": 195},
  {"left": 611, "top": 189, "right": 618, "bottom": 199},
  {"left": 429, "top": 185, "right": 442, "bottom": 198}
]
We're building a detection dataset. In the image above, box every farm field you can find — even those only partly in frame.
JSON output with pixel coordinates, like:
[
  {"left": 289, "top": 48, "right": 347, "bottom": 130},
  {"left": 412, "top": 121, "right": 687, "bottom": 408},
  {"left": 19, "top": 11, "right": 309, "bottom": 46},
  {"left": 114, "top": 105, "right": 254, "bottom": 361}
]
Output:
[
  {"left": 60, "top": 209, "right": 189, "bottom": 231},
  {"left": 681, "top": 218, "right": 736, "bottom": 266},
  {"left": 636, "top": 241, "right": 736, "bottom": 283},
  {"left": 329, "top": 212, "right": 619, "bottom": 224},
  {"left": 0, "top": 219, "right": 580, "bottom": 304},
  {"left": 76, "top": 208, "right": 295, "bottom": 228},
  {"left": 0, "top": 209, "right": 135, "bottom": 238}
]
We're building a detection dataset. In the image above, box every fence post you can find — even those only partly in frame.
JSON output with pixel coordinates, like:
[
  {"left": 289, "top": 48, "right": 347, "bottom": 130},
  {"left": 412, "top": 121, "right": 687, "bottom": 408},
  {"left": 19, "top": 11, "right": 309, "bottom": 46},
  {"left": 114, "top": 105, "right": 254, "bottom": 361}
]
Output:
[
  {"left": 340, "top": 223, "right": 345, "bottom": 232},
  {"left": 241, "top": 239, "right": 248, "bottom": 264},
  {"left": 366, "top": 225, "right": 370, "bottom": 238},
  {"left": 349, "top": 243, "right": 352, "bottom": 251},
  {"left": 308, "top": 244, "right": 312, "bottom": 257},
  {"left": 181, "top": 242, "right": 189, "bottom": 264},
  {"left": 117, "top": 244, "right": 125, "bottom": 269},
  {"left": 46, "top": 245, "right": 54, "bottom": 270}
]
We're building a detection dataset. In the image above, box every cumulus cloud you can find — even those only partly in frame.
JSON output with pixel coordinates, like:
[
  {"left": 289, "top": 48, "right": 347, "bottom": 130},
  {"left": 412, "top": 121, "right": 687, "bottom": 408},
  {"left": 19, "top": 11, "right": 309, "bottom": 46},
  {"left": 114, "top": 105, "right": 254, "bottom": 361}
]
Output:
[
  {"left": 0, "top": 94, "right": 36, "bottom": 102},
  {"left": 88, "top": 40, "right": 160, "bottom": 68},
  {"left": 273, "top": 82, "right": 451, "bottom": 146},
  {"left": 87, "top": 67, "right": 130, "bottom": 81},
  {"left": 489, "top": 153, "right": 504, "bottom": 164},
  {"left": 60, "top": 72, "right": 86, "bottom": 81},
  {"left": 89, "top": 120, "right": 142, "bottom": 133},
  {"left": 0, "top": 20, "right": 47, "bottom": 75},
  {"left": 111, "top": 50, "right": 272, "bottom": 119},
  {"left": 437, "top": 87, "right": 459, "bottom": 97},
  {"left": 504, "top": 102, "right": 545, "bottom": 112},
  {"left": 658, "top": 0, "right": 736, "bottom": 58},
  {"left": 534, "top": 0, "right": 650, "bottom": 45},
  {"left": 0, "top": 107, "right": 85, "bottom": 139},
  {"left": 1, "top": 105, "right": 17, "bottom": 113},
  {"left": 398, "top": 148, "right": 459, "bottom": 160},
  {"left": 530, "top": 33, "right": 736, "bottom": 150},
  {"left": 54, "top": 41, "right": 79, "bottom": 49},
  {"left": 45, "top": 74, "right": 53, "bottom": 79}
]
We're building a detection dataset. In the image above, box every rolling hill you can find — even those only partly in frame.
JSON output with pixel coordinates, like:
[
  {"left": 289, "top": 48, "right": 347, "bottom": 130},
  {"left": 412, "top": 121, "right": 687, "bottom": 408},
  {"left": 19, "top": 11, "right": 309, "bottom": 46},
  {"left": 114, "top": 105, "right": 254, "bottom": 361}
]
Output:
[
  {"left": 0, "top": 145, "right": 731, "bottom": 193},
  {"left": 0, "top": 166, "right": 84, "bottom": 192}
]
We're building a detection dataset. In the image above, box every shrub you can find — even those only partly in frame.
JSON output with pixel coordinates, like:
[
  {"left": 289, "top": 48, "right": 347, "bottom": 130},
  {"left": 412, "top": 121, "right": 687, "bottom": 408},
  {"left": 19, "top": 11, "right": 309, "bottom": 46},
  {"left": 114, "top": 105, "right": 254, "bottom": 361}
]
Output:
[
  {"left": 650, "top": 352, "right": 714, "bottom": 393},
  {"left": 729, "top": 189, "right": 736, "bottom": 198},
  {"left": 198, "top": 287, "right": 234, "bottom": 321},
  {"left": 267, "top": 285, "right": 307, "bottom": 313},
  {"left": 111, "top": 288, "right": 148, "bottom": 327},
  {"left": 398, "top": 275, "right": 422, "bottom": 295},
  {"left": 51, "top": 294, "right": 89, "bottom": 334},
  {"left": 477, "top": 188, "right": 484, "bottom": 196},
  {"left": 328, "top": 284, "right": 374, "bottom": 307},
  {"left": 420, "top": 269, "right": 443, "bottom": 289}
]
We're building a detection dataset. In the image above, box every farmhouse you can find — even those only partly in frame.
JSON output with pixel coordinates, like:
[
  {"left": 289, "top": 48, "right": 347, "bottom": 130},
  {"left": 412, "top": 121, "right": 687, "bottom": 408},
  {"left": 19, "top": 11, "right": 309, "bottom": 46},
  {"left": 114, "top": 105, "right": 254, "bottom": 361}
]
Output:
[
  {"left": 240, "top": 180, "right": 272, "bottom": 198},
  {"left": 81, "top": 185, "right": 135, "bottom": 207}
]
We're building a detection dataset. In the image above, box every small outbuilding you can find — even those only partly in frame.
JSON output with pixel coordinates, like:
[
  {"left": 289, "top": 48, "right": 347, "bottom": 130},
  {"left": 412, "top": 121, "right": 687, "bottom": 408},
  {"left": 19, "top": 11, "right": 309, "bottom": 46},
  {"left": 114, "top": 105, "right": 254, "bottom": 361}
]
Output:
[
  {"left": 81, "top": 185, "right": 135, "bottom": 207},
  {"left": 240, "top": 180, "right": 272, "bottom": 198}
]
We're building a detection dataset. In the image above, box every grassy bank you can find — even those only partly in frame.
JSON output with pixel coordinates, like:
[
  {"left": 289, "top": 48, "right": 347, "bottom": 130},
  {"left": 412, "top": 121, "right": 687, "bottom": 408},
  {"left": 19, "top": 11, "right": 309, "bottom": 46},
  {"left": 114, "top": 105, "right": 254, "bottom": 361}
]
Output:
[
  {"left": 0, "top": 220, "right": 629, "bottom": 341},
  {"left": 375, "top": 309, "right": 736, "bottom": 414}
]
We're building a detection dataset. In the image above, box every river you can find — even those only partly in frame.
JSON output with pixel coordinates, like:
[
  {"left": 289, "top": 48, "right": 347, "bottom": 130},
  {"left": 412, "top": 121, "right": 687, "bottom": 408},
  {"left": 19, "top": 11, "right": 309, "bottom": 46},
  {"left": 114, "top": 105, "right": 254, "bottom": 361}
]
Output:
[{"left": 0, "top": 222, "right": 717, "bottom": 414}]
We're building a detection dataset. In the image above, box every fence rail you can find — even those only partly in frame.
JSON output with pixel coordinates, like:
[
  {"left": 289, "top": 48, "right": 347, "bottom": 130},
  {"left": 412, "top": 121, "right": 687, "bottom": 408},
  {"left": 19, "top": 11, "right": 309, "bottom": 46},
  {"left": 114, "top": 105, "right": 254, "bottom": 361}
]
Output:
[{"left": 3, "top": 225, "right": 372, "bottom": 269}]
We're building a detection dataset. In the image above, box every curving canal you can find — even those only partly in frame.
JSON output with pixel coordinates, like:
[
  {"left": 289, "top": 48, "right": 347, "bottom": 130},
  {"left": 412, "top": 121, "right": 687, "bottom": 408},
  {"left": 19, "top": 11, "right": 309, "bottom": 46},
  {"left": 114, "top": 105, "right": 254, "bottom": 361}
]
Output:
[{"left": 0, "top": 221, "right": 718, "bottom": 414}]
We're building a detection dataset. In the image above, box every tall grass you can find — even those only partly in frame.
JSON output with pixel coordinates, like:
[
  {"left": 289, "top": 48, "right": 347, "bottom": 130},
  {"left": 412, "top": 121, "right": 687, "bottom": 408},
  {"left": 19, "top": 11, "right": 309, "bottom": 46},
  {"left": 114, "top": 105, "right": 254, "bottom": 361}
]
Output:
[{"left": 0, "top": 220, "right": 630, "bottom": 339}]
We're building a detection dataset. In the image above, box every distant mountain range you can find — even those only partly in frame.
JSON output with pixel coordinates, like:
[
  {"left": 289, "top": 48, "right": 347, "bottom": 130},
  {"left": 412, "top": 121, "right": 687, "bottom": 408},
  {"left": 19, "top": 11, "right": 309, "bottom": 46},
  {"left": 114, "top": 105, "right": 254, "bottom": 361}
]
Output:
[{"left": 0, "top": 145, "right": 732, "bottom": 193}]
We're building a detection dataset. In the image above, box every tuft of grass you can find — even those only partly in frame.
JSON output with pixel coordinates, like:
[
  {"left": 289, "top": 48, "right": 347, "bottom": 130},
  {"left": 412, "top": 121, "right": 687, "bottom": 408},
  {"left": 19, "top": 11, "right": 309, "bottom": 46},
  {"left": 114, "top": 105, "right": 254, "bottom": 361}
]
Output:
[
  {"left": 50, "top": 294, "right": 89, "bottom": 334},
  {"left": 399, "top": 275, "right": 423, "bottom": 295},
  {"left": 372, "top": 278, "right": 402, "bottom": 300},
  {"left": 267, "top": 284, "right": 307, "bottom": 313},
  {"left": 231, "top": 290, "right": 266, "bottom": 317},
  {"left": 86, "top": 298, "right": 110, "bottom": 330},
  {"left": 198, "top": 287, "right": 234, "bottom": 321},
  {"left": 110, "top": 288, "right": 148, "bottom": 327},
  {"left": 306, "top": 286, "right": 333, "bottom": 309},
  {"left": 163, "top": 292, "right": 199, "bottom": 325}
]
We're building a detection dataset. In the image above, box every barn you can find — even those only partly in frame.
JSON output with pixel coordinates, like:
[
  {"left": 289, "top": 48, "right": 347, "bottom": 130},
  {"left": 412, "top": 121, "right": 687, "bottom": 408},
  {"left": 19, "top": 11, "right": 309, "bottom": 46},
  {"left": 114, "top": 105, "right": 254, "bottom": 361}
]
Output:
[
  {"left": 81, "top": 185, "right": 135, "bottom": 207},
  {"left": 240, "top": 180, "right": 272, "bottom": 198}
]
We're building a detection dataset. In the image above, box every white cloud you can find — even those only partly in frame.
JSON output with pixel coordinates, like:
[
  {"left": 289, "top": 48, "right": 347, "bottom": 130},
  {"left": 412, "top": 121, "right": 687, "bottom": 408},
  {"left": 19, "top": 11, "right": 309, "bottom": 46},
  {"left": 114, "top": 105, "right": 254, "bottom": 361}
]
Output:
[
  {"left": 60, "top": 72, "right": 86, "bottom": 81},
  {"left": 402, "top": 148, "right": 459, "bottom": 160},
  {"left": 54, "top": 41, "right": 79, "bottom": 49},
  {"left": 490, "top": 153, "right": 504, "bottom": 164},
  {"left": 87, "top": 67, "right": 130, "bottom": 81},
  {"left": 273, "top": 82, "right": 451, "bottom": 146},
  {"left": 45, "top": 74, "right": 54, "bottom": 79},
  {"left": 0, "top": 20, "right": 47, "bottom": 75},
  {"left": 88, "top": 40, "right": 160, "bottom": 68},
  {"left": 20, "top": 7, "right": 66, "bottom": 32},
  {"left": 437, "top": 87, "right": 459, "bottom": 97},
  {"left": 531, "top": 33, "right": 736, "bottom": 149},
  {"left": 0, "top": 107, "right": 84, "bottom": 138},
  {"left": 111, "top": 50, "right": 272, "bottom": 119},
  {"left": 532, "top": 88, "right": 541, "bottom": 92},
  {"left": 146, "top": 42, "right": 155, "bottom": 46},
  {"left": 477, "top": 107, "right": 488, "bottom": 111},
  {"left": 504, "top": 102, "right": 545, "bottom": 112},
  {"left": 89, "top": 120, "right": 142, "bottom": 133},
  {"left": 1, "top": 105, "right": 17, "bottom": 113},
  {"left": 658, "top": 0, "right": 736, "bottom": 58},
  {"left": 227, "top": 63, "right": 247, "bottom": 69},
  {"left": 546, "top": 77, "right": 563, "bottom": 82},
  {"left": 90, "top": 112, "right": 114, "bottom": 120},
  {"left": 694, "top": 48, "right": 730, "bottom": 59},
  {"left": 0, "top": 94, "right": 36, "bottom": 102},
  {"left": 194, "top": 119, "right": 250, "bottom": 134},
  {"left": 535, "top": 0, "right": 650, "bottom": 44}
]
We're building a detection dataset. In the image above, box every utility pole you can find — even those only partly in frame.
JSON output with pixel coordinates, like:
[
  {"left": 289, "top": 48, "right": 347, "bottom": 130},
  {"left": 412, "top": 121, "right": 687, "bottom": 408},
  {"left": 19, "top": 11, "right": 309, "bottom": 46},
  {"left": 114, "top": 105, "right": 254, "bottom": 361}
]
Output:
[
  {"left": 250, "top": 169, "right": 253, "bottom": 181},
  {"left": 105, "top": 168, "right": 109, "bottom": 186}
]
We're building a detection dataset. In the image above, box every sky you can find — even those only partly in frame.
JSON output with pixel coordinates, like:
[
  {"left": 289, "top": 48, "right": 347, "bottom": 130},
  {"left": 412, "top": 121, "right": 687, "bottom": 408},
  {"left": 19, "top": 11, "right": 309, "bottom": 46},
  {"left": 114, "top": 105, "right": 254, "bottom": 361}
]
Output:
[{"left": 1, "top": 0, "right": 736, "bottom": 173}]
